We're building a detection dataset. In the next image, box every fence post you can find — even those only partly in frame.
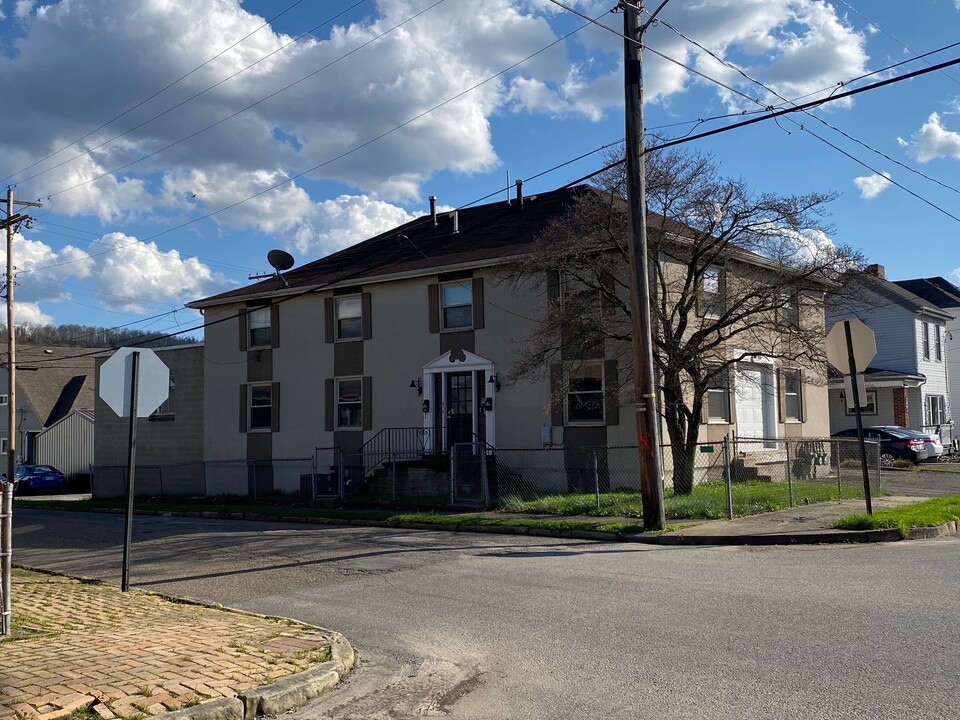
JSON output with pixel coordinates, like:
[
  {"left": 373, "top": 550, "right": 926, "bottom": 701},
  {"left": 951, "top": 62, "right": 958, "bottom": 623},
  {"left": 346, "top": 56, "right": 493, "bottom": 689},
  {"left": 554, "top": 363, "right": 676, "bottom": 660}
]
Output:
[
  {"left": 593, "top": 448, "right": 600, "bottom": 511},
  {"left": 876, "top": 441, "right": 882, "bottom": 491},
  {"left": 723, "top": 436, "right": 733, "bottom": 520},
  {"left": 785, "top": 440, "right": 794, "bottom": 508},
  {"left": 391, "top": 451, "right": 397, "bottom": 502},
  {"left": 480, "top": 443, "right": 490, "bottom": 507},
  {"left": 449, "top": 447, "right": 456, "bottom": 505},
  {"left": 835, "top": 439, "right": 842, "bottom": 498}
]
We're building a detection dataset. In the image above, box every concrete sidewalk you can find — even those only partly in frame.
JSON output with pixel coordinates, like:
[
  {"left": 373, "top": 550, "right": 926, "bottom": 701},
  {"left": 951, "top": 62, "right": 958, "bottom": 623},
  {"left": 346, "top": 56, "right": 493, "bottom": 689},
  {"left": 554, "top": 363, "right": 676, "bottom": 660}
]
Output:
[{"left": 0, "top": 570, "right": 351, "bottom": 720}]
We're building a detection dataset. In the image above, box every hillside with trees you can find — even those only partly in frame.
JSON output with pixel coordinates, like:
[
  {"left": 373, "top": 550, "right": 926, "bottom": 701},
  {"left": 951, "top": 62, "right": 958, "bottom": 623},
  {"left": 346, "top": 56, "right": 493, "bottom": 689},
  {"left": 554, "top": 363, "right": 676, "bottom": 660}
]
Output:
[{"left": 1, "top": 324, "right": 199, "bottom": 349}]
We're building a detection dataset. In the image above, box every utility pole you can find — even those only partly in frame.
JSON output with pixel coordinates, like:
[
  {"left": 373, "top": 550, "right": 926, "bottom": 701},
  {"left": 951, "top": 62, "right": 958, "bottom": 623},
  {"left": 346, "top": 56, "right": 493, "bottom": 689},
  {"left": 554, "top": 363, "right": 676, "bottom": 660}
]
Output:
[
  {"left": 1, "top": 187, "right": 41, "bottom": 637},
  {"left": 623, "top": 1, "right": 666, "bottom": 530}
]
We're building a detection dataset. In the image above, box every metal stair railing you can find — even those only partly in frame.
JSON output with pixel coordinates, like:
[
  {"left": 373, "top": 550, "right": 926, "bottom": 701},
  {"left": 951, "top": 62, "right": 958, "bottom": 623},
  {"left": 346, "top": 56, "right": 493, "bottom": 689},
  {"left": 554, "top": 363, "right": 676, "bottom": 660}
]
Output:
[{"left": 359, "top": 427, "right": 432, "bottom": 478}]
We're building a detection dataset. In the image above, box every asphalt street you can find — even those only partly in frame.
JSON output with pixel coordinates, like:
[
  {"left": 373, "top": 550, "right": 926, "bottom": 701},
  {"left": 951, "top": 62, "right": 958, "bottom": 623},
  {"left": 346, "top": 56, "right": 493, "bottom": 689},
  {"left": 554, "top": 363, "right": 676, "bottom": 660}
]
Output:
[{"left": 11, "top": 508, "right": 960, "bottom": 719}]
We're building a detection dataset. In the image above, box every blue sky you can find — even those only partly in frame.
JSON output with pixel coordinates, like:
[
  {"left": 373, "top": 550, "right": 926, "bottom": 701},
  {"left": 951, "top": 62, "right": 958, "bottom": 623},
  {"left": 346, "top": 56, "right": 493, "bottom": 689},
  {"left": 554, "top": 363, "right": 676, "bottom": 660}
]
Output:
[{"left": 0, "top": 0, "right": 958, "bottom": 338}]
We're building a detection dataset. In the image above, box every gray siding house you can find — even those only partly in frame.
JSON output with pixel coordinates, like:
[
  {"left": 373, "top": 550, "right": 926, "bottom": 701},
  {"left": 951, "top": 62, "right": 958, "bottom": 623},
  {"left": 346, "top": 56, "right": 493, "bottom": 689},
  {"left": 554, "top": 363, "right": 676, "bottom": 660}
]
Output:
[
  {"left": 187, "top": 185, "right": 831, "bottom": 497},
  {"left": 826, "top": 265, "right": 953, "bottom": 443}
]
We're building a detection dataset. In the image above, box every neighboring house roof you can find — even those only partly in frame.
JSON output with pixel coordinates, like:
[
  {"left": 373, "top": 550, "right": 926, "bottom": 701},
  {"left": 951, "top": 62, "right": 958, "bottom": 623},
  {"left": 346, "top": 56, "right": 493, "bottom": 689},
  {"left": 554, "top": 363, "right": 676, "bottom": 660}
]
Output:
[
  {"left": 849, "top": 273, "right": 954, "bottom": 322},
  {"left": 40, "top": 406, "right": 95, "bottom": 435},
  {"left": 891, "top": 277, "right": 960, "bottom": 310},
  {"left": 827, "top": 365, "right": 925, "bottom": 388},
  {"left": 15, "top": 346, "right": 101, "bottom": 428}
]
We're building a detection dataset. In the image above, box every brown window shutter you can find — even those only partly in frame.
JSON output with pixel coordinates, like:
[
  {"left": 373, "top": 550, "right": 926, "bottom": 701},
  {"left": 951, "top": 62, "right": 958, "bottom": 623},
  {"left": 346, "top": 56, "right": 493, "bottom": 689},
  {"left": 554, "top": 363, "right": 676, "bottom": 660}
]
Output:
[
  {"left": 797, "top": 370, "right": 804, "bottom": 422},
  {"left": 324, "top": 297, "right": 334, "bottom": 343},
  {"left": 270, "top": 304, "right": 280, "bottom": 349},
  {"left": 239, "top": 384, "right": 248, "bottom": 433},
  {"left": 472, "top": 278, "right": 484, "bottom": 329},
  {"left": 550, "top": 363, "right": 563, "bottom": 426},
  {"left": 239, "top": 309, "right": 248, "bottom": 351},
  {"left": 271, "top": 382, "right": 280, "bottom": 432},
  {"left": 428, "top": 283, "right": 439, "bottom": 333},
  {"left": 324, "top": 379, "right": 334, "bottom": 431},
  {"left": 547, "top": 271, "right": 560, "bottom": 303},
  {"left": 604, "top": 359, "right": 619, "bottom": 426},
  {"left": 362, "top": 376, "right": 372, "bottom": 431},
  {"left": 361, "top": 292, "right": 372, "bottom": 340},
  {"left": 776, "top": 369, "right": 785, "bottom": 423}
]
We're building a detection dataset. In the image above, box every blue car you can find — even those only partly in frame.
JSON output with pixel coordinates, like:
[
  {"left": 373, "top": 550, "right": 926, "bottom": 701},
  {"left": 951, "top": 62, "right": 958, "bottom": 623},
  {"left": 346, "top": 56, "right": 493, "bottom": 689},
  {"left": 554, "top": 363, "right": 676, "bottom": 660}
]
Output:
[{"left": 15, "top": 465, "right": 67, "bottom": 494}]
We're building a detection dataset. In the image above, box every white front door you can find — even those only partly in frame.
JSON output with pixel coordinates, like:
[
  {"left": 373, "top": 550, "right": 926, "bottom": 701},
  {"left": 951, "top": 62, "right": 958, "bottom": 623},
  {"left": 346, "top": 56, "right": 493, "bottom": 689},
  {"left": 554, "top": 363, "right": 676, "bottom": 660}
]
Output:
[{"left": 736, "top": 364, "right": 776, "bottom": 445}]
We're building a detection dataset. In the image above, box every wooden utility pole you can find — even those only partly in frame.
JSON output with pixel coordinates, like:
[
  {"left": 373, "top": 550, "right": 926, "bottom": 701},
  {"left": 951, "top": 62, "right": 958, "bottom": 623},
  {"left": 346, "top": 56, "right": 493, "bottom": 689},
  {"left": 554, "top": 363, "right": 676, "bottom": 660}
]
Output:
[
  {"left": 1, "top": 187, "right": 41, "bottom": 637},
  {"left": 623, "top": 1, "right": 665, "bottom": 530}
]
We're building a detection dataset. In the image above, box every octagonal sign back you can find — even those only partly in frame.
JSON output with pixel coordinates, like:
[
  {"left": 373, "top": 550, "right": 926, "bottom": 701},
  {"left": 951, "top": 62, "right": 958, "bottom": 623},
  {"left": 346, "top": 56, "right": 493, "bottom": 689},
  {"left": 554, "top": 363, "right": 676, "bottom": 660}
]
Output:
[{"left": 99, "top": 347, "right": 170, "bottom": 418}]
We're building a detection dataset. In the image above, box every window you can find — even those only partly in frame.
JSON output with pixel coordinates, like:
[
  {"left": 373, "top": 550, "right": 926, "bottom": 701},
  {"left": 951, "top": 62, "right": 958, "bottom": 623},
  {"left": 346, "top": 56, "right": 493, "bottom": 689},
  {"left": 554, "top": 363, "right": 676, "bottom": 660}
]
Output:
[
  {"left": 922, "top": 322, "right": 931, "bottom": 360},
  {"left": 701, "top": 268, "right": 723, "bottom": 316},
  {"left": 335, "top": 296, "right": 362, "bottom": 340},
  {"left": 0, "top": 438, "right": 6, "bottom": 454},
  {"left": 926, "top": 395, "right": 946, "bottom": 426},
  {"left": 705, "top": 365, "right": 730, "bottom": 422},
  {"left": 149, "top": 374, "right": 175, "bottom": 422},
  {"left": 0, "top": 395, "right": 7, "bottom": 406},
  {"left": 567, "top": 364, "right": 604, "bottom": 423},
  {"left": 248, "top": 306, "right": 272, "bottom": 348},
  {"left": 441, "top": 282, "right": 472, "bottom": 329},
  {"left": 783, "top": 369, "right": 803, "bottom": 421},
  {"left": 248, "top": 383, "right": 273, "bottom": 430},
  {"left": 336, "top": 378, "right": 363, "bottom": 429},
  {"left": 935, "top": 325, "right": 943, "bottom": 361},
  {"left": 844, "top": 390, "right": 877, "bottom": 416},
  {"left": 779, "top": 291, "right": 800, "bottom": 327}
]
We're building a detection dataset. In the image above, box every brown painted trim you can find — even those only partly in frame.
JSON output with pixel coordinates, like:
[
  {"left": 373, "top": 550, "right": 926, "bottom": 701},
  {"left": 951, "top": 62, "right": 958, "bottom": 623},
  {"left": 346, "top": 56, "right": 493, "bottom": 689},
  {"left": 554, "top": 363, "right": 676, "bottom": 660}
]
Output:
[
  {"left": 361, "top": 292, "right": 372, "bottom": 340},
  {"left": 324, "top": 378, "right": 334, "bottom": 431},
  {"left": 324, "top": 297, "right": 334, "bottom": 343},
  {"left": 428, "top": 284, "right": 440, "bottom": 334},
  {"left": 472, "top": 278, "right": 484, "bottom": 329}
]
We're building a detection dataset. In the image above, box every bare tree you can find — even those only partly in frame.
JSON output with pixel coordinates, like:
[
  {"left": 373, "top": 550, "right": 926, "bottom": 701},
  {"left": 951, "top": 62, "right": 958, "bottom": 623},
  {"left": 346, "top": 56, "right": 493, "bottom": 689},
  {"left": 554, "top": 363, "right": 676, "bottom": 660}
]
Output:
[{"left": 501, "top": 147, "right": 866, "bottom": 495}]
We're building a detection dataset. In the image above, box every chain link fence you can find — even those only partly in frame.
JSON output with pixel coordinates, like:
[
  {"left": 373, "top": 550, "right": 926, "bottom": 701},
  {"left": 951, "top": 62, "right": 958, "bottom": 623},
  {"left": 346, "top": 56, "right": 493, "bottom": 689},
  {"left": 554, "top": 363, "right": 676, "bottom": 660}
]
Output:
[{"left": 91, "top": 437, "right": 881, "bottom": 521}]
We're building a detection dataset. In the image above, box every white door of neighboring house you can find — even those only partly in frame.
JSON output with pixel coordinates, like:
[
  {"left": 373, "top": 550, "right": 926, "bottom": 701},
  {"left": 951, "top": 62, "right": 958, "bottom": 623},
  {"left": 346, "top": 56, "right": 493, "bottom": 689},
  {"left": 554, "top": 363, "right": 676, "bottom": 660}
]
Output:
[{"left": 736, "top": 364, "right": 776, "bottom": 447}]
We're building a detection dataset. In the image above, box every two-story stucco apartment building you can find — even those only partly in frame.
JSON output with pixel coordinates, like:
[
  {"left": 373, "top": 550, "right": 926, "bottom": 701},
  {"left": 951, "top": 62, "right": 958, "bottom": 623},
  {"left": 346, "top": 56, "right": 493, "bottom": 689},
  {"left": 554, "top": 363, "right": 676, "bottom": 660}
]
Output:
[{"left": 187, "top": 185, "right": 830, "bottom": 496}]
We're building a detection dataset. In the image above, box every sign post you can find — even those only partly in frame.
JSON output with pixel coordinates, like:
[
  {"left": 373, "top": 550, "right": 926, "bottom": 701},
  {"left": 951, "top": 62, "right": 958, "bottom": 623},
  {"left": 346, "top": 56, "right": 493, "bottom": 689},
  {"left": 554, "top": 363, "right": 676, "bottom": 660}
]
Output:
[
  {"left": 825, "top": 319, "right": 877, "bottom": 514},
  {"left": 99, "top": 348, "right": 169, "bottom": 591}
]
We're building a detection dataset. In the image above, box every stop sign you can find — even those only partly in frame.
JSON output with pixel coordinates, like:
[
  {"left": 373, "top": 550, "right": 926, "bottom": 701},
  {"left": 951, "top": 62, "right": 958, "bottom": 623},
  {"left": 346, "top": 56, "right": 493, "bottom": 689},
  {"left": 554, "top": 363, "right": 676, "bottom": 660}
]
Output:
[
  {"left": 99, "top": 347, "right": 170, "bottom": 418},
  {"left": 825, "top": 319, "right": 876, "bottom": 375}
]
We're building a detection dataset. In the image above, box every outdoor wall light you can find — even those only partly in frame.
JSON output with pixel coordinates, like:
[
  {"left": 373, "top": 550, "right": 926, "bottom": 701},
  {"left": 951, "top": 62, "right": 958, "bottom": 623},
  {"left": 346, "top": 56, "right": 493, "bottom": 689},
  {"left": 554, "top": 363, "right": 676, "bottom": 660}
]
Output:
[
  {"left": 487, "top": 374, "right": 500, "bottom": 392},
  {"left": 409, "top": 378, "right": 423, "bottom": 395}
]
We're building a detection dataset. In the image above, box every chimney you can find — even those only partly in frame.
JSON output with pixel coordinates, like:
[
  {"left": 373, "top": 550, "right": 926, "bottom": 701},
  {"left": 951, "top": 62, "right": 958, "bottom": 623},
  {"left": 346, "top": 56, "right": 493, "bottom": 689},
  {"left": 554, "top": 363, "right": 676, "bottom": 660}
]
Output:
[
  {"left": 515, "top": 178, "right": 523, "bottom": 207},
  {"left": 864, "top": 263, "right": 885, "bottom": 280},
  {"left": 452, "top": 210, "right": 459, "bottom": 235},
  {"left": 429, "top": 195, "right": 437, "bottom": 227}
]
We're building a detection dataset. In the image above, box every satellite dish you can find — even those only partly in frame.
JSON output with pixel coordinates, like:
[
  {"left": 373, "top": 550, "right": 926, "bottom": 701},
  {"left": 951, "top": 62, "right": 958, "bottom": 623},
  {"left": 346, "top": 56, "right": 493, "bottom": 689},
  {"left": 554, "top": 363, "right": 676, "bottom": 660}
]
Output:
[{"left": 267, "top": 249, "right": 295, "bottom": 272}]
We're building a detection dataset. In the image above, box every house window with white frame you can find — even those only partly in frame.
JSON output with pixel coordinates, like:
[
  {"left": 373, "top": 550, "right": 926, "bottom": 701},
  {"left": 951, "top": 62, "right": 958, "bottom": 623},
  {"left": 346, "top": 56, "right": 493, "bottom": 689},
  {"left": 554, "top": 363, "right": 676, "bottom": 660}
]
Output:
[
  {"left": 336, "top": 378, "right": 363, "bottom": 429},
  {"left": 845, "top": 391, "right": 877, "bottom": 416},
  {"left": 926, "top": 395, "right": 946, "bottom": 426},
  {"left": 248, "top": 306, "right": 272, "bottom": 348},
  {"left": 779, "top": 291, "right": 800, "bottom": 327},
  {"left": 248, "top": 383, "right": 273, "bottom": 430},
  {"left": 0, "top": 394, "right": 7, "bottom": 406},
  {"left": 335, "top": 296, "right": 362, "bottom": 340},
  {"left": 441, "top": 282, "right": 473, "bottom": 330},
  {"left": 783, "top": 369, "right": 803, "bottom": 421},
  {"left": 567, "top": 364, "right": 604, "bottom": 423},
  {"left": 701, "top": 268, "right": 723, "bottom": 316},
  {"left": 922, "top": 322, "right": 931, "bottom": 360},
  {"left": 705, "top": 365, "right": 730, "bottom": 423}
]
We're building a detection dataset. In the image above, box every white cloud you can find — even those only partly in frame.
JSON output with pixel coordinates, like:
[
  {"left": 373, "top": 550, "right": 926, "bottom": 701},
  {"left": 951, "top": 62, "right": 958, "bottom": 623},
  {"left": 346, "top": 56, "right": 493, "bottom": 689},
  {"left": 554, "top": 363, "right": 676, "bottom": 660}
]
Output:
[
  {"left": 92, "top": 233, "right": 230, "bottom": 313},
  {"left": 908, "top": 112, "right": 960, "bottom": 162},
  {"left": 853, "top": 171, "right": 892, "bottom": 199}
]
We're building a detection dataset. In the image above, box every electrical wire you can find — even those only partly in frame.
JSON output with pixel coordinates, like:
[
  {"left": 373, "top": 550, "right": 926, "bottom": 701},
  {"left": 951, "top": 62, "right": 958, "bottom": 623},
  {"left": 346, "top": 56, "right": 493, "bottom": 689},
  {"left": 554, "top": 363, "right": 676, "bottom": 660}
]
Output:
[
  {"left": 1, "top": 0, "right": 324, "bottom": 186},
  {"left": 36, "top": 0, "right": 447, "bottom": 197},
  {"left": 28, "top": 11, "right": 599, "bottom": 275}
]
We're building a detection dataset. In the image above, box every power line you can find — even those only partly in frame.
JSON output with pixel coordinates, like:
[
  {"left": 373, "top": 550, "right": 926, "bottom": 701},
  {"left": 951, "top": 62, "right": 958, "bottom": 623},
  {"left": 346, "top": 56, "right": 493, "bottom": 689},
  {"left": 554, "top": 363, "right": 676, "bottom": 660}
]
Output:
[
  {"left": 28, "top": 11, "right": 599, "bottom": 276},
  {"left": 37, "top": 0, "right": 447, "bottom": 197},
  {"left": 1, "top": 0, "right": 325, "bottom": 186}
]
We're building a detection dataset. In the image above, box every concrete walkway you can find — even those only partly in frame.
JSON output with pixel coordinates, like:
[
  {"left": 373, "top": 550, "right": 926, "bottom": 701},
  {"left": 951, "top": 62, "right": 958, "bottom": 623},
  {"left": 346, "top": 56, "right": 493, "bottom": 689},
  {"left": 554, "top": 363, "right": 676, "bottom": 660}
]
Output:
[{"left": 0, "top": 569, "right": 344, "bottom": 720}]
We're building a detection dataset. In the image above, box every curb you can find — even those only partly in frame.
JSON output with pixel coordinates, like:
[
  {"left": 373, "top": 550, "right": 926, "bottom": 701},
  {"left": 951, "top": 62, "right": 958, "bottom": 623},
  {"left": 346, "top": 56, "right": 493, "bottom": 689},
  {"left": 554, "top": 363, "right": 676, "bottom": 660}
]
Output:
[{"left": 21, "top": 503, "right": 954, "bottom": 546}]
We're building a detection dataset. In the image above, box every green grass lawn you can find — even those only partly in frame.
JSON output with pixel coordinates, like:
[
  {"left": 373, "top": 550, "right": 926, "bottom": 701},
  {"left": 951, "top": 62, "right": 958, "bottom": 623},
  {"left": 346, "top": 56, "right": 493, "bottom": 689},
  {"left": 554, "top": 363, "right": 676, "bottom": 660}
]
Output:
[
  {"left": 833, "top": 496, "right": 960, "bottom": 537},
  {"left": 502, "top": 479, "right": 868, "bottom": 520}
]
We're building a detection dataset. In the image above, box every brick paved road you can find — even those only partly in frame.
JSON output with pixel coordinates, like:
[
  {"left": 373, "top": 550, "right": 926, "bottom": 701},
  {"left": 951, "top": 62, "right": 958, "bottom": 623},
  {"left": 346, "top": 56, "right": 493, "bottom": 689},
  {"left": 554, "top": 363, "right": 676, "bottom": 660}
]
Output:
[{"left": 0, "top": 569, "right": 332, "bottom": 720}]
